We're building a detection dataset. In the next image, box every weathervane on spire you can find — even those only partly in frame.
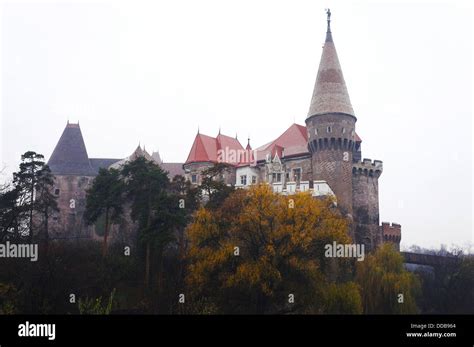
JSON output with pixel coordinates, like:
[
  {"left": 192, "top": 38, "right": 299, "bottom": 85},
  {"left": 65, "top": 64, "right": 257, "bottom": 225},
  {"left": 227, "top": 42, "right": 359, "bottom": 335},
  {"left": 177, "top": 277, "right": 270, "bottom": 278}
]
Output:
[{"left": 325, "top": 8, "right": 331, "bottom": 33}]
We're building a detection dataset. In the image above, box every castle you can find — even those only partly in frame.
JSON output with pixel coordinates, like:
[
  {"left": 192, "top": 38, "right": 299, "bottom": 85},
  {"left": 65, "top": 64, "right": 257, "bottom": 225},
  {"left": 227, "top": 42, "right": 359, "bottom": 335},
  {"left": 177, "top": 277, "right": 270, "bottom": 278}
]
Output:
[{"left": 47, "top": 12, "right": 401, "bottom": 251}]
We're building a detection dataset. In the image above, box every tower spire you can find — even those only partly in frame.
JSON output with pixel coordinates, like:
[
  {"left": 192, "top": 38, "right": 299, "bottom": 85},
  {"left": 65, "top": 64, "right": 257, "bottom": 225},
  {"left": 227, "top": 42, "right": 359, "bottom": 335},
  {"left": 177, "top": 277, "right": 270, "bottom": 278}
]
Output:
[
  {"left": 325, "top": 8, "right": 332, "bottom": 42},
  {"left": 307, "top": 9, "right": 354, "bottom": 118}
]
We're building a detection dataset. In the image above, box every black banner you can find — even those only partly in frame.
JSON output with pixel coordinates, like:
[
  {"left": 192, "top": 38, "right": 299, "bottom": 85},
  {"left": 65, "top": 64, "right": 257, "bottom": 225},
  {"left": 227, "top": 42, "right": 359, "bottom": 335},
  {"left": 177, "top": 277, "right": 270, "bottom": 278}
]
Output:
[{"left": 0, "top": 314, "right": 472, "bottom": 346}]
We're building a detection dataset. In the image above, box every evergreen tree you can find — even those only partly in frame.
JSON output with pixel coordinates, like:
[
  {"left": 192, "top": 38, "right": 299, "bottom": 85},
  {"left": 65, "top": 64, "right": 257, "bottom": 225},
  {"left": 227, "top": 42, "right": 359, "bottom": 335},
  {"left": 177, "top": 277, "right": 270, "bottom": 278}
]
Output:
[
  {"left": 0, "top": 184, "right": 20, "bottom": 242},
  {"left": 34, "top": 164, "right": 58, "bottom": 246},
  {"left": 121, "top": 157, "right": 185, "bottom": 292},
  {"left": 12, "top": 152, "right": 57, "bottom": 242},
  {"left": 200, "top": 163, "right": 234, "bottom": 210},
  {"left": 85, "top": 168, "right": 125, "bottom": 257}
]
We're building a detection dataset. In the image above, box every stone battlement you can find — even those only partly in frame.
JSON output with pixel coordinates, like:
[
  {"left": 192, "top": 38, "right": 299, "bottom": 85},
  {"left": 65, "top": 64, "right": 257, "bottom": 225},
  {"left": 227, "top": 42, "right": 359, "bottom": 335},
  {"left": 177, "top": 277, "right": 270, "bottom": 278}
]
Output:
[
  {"left": 381, "top": 222, "right": 401, "bottom": 242},
  {"left": 352, "top": 158, "right": 383, "bottom": 177}
]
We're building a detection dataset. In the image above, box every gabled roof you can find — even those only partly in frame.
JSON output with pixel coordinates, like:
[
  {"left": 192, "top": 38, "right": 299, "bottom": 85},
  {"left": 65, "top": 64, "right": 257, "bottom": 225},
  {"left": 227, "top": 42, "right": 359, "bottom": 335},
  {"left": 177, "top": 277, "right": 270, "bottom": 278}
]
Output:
[
  {"left": 89, "top": 158, "right": 121, "bottom": 174},
  {"left": 151, "top": 151, "right": 163, "bottom": 164},
  {"left": 109, "top": 145, "right": 156, "bottom": 169},
  {"left": 161, "top": 163, "right": 185, "bottom": 178},
  {"left": 185, "top": 132, "right": 244, "bottom": 166},
  {"left": 258, "top": 123, "right": 308, "bottom": 150},
  {"left": 185, "top": 133, "right": 217, "bottom": 163},
  {"left": 109, "top": 145, "right": 185, "bottom": 178},
  {"left": 216, "top": 133, "right": 242, "bottom": 153},
  {"left": 48, "top": 123, "right": 96, "bottom": 176},
  {"left": 255, "top": 123, "right": 309, "bottom": 161},
  {"left": 247, "top": 123, "right": 361, "bottom": 164}
]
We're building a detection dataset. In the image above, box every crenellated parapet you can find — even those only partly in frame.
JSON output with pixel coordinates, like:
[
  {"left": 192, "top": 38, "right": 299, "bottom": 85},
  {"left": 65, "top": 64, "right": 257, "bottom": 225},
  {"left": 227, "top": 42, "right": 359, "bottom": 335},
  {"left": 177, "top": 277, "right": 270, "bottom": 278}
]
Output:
[
  {"left": 352, "top": 158, "right": 383, "bottom": 178},
  {"left": 381, "top": 222, "right": 401, "bottom": 250}
]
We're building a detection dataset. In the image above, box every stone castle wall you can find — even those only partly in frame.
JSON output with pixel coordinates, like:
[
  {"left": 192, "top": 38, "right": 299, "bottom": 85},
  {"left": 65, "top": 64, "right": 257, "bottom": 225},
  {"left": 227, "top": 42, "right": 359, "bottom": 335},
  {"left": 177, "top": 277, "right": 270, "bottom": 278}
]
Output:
[
  {"left": 50, "top": 175, "right": 137, "bottom": 246},
  {"left": 352, "top": 159, "right": 383, "bottom": 251},
  {"left": 306, "top": 113, "right": 357, "bottom": 216}
]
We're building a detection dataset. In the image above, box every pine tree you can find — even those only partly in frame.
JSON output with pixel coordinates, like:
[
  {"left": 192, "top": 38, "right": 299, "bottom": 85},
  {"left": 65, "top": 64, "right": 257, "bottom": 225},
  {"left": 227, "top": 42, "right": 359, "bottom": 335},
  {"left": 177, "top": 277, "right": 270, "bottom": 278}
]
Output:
[
  {"left": 12, "top": 152, "right": 57, "bottom": 242},
  {"left": 34, "top": 164, "right": 58, "bottom": 246},
  {"left": 84, "top": 168, "right": 125, "bottom": 257},
  {"left": 0, "top": 184, "right": 20, "bottom": 242},
  {"left": 121, "top": 157, "right": 185, "bottom": 293}
]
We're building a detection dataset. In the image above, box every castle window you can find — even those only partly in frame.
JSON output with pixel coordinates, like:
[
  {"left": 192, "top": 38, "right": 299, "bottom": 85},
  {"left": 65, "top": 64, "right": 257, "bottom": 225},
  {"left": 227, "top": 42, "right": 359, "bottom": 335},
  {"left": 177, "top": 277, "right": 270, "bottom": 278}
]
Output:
[
  {"left": 54, "top": 188, "right": 60, "bottom": 196},
  {"left": 342, "top": 127, "right": 346, "bottom": 134},
  {"left": 351, "top": 130, "right": 355, "bottom": 137},
  {"left": 285, "top": 172, "right": 290, "bottom": 181},
  {"left": 191, "top": 174, "right": 197, "bottom": 183},
  {"left": 293, "top": 168, "right": 302, "bottom": 182},
  {"left": 240, "top": 175, "right": 247, "bottom": 185},
  {"left": 315, "top": 128, "right": 318, "bottom": 136},
  {"left": 251, "top": 176, "right": 257, "bottom": 184},
  {"left": 327, "top": 126, "right": 332, "bottom": 133},
  {"left": 272, "top": 173, "right": 282, "bottom": 183}
]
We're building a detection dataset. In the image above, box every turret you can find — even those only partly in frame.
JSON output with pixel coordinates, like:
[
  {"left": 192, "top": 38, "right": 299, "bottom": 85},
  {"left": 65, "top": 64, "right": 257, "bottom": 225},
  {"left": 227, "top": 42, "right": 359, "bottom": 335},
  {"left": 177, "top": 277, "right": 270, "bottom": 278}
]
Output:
[
  {"left": 306, "top": 9, "right": 357, "bottom": 218},
  {"left": 381, "top": 222, "right": 401, "bottom": 251},
  {"left": 352, "top": 159, "right": 383, "bottom": 251}
]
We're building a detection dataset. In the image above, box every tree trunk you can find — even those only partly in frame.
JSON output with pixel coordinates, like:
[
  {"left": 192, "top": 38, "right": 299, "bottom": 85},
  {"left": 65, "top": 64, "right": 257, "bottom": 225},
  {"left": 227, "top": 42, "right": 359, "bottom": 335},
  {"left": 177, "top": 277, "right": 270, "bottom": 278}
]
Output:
[
  {"left": 103, "top": 208, "right": 110, "bottom": 258},
  {"left": 144, "top": 196, "right": 153, "bottom": 289},
  {"left": 42, "top": 208, "right": 49, "bottom": 259},
  {"left": 145, "top": 242, "right": 151, "bottom": 288},
  {"left": 157, "top": 249, "right": 163, "bottom": 298},
  {"left": 29, "top": 167, "right": 35, "bottom": 242}
]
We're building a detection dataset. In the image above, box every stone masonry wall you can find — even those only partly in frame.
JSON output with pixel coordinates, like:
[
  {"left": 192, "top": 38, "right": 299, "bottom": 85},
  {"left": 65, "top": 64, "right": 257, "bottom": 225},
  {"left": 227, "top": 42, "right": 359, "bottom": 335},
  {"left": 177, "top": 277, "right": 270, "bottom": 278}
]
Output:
[{"left": 306, "top": 113, "right": 357, "bottom": 216}]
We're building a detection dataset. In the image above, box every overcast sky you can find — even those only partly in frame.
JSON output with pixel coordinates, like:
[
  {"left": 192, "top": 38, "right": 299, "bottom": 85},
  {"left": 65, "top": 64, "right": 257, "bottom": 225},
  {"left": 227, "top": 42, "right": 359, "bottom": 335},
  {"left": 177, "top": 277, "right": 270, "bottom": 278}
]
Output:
[{"left": 1, "top": 0, "right": 472, "bottom": 251}]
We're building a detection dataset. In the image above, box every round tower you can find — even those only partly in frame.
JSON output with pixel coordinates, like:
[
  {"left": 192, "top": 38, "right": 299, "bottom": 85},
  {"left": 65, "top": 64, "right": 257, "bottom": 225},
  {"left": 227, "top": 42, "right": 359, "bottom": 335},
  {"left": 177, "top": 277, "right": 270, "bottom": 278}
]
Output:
[{"left": 306, "top": 10, "right": 357, "bottom": 217}]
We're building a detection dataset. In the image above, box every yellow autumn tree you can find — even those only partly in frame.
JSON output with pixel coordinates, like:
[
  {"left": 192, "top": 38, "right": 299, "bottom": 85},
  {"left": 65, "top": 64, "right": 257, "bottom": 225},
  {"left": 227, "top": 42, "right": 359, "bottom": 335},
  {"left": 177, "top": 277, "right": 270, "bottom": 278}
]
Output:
[
  {"left": 356, "top": 243, "right": 420, "bottom": 314},
  {"left": 186, "top": 184, "right": 361, "bottom": 314}
]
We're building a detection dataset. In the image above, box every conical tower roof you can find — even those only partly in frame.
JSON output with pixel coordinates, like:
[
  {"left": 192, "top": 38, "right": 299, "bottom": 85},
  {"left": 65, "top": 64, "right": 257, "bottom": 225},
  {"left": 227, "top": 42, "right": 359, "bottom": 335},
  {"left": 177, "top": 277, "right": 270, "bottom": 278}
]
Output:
[
  {"left": 48, "top": 122, "right": 95, "bottom": 175},
  {"left": 151, "top": 150, "right": 163, "bottom": 164},
  {"left": 307, "top": 10, "right": 355, "bottom": 118}
]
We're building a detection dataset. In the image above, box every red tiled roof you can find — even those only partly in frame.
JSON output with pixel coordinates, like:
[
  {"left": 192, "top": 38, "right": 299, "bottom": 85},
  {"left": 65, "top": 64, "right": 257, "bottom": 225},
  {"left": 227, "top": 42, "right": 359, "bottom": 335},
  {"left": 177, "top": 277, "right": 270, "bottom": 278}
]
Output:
[
  {"left": 253, "top": 123, "right": 362, "bottom": 162},
  {"left": 255, "top": 123, "right": 309, "bottom": 161},
  {"left": 185, "top": 132, "right": 244, "bottom": 165},
  {"left": 186, "top": 125, "right": 362, "bottom": 166},
  {"left": 216, "top": 133, "right": 243, "bottom": 154},
  {"left": 185, "top": 133, "right": 217, "bottom": 163}
]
